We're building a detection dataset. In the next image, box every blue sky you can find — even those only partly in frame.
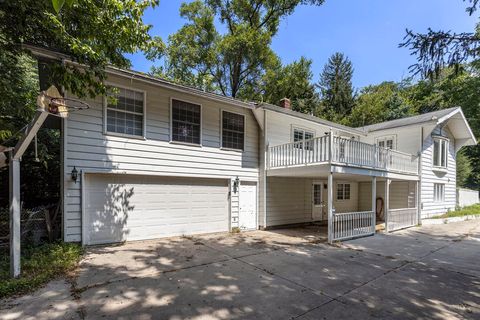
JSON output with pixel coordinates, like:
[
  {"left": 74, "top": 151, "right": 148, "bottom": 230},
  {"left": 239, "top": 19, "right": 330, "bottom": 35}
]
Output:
[{"left": 127, "top": 0, "right": 478, "bottom": 89}]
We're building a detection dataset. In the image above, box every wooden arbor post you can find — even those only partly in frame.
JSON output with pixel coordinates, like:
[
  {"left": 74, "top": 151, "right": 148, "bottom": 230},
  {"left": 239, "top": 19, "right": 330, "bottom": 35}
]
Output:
[{"left": 9, "top": 110, "right": 49, "bottom": 278}]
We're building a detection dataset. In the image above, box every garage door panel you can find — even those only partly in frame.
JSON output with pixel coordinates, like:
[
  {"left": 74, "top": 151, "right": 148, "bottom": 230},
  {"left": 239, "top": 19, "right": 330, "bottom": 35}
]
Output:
[{"left": 85, "top": 175, "right": 229, "bottom": 245}]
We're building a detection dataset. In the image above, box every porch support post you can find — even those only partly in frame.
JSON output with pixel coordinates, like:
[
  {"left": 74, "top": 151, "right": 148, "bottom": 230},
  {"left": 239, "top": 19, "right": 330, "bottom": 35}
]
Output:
[
  {"left": 9, "top": 155, "right": 21, "bottom": 278},
  {"left": 371, "top": 176, "right": 377, "bottom": 234},
  {"left": 327, "top": 172, "right": 333, "bottom": 243},
  {"left": 416, "top": 180, "right": 420, "bottom": 226},
  {"left": 385, "top": 178, "right": 390, "bottom": 232}
]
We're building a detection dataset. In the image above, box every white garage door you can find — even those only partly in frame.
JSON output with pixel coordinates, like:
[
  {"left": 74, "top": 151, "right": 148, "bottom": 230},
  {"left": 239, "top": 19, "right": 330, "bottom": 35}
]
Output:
[{"left": 84, "top": 174, "right": 229, "bottom": 245}]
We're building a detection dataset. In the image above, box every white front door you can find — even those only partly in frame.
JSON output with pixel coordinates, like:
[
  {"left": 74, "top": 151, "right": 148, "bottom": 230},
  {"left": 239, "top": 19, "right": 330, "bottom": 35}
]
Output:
[
  {"left": 312, "top": 182, "right": 324, "bottom": 221},
  {"left": 239, "top": 182, "right": 257, "bottom": 230}
]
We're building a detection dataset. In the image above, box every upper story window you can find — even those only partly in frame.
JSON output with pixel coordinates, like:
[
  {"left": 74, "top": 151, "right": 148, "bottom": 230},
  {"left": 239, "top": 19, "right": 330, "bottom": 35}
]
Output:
[
  {"left": 337, "top": 183, "right": 351, "bottom": 200},
  {"left": 171, "top": 99, "right": 201, "bottom": 145},
  {"left": 433, "top": 137, "right": 448, "bottom": 168},
  {"left": 376, "top": 136, "right": 395, "bottom": 149},
  {"left": 106, "top": 87, "right": 145, "bottom": 137},
  {"left": 433, "top": 183, "right": 445, "bottom": 202},
  {"left": 222, "top": 111, "right": 245, "bottom": 150},
  {"left": 293, "top": 127, "right": 314, "bottom": 150}
]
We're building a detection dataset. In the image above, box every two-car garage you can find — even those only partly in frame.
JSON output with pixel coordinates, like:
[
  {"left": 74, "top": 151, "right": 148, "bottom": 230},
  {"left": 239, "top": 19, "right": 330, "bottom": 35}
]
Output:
[{"left": 83, "top": 174, "right": 230, "bottom": 245}]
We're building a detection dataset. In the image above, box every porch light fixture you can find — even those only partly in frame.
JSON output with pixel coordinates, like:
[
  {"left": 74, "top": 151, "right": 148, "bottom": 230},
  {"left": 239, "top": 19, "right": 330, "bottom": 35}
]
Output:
[
  {"left": 233, "top": 176, "right": 240, "bottom": 194},
  {"left": 71, "top": 166, "right": 78, "bottom": 184}
]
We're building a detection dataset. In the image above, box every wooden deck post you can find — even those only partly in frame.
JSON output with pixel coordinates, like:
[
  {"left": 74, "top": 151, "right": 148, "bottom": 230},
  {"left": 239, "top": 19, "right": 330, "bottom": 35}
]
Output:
[
  {"left": 9, "top": 156, "right": 21, "bottom": 278},
  {"left": 327, "top": 172, "right": 333, "bottom": 243},
  {"left": 385, "top": 178, "right": 390, "bottom": 232},
  {"left": 371, "top": 176, "right": 377, "bottom": 234}
]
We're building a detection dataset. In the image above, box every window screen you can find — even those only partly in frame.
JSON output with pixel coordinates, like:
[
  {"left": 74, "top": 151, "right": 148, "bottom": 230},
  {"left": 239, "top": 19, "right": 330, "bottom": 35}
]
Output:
[
  {"left": 434, "top": 183, "right": 445, "bottom": 202},
  {"left": 106, "top": 88, "right": 144, "bottom": 136},
  {"left": 433, "top": 138, "right": 448, "bottom": 168},
  {"left": 171, "top": 99, "right": 201, "bottom": 144},
  {"left": 222, "top": 111, "right": 245, "bottom": 150}
]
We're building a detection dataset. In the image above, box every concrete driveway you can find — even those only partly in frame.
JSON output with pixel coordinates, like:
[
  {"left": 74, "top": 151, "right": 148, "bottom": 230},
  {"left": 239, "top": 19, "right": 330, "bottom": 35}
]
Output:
[{"left": 1, "top": 221, "right": 479, "bottom": 320}]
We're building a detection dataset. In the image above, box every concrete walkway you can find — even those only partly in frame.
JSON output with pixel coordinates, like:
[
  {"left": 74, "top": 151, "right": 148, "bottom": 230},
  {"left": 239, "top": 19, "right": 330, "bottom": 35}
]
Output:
[{"left": 1, "top": 220, "right": 479, "bottom": 319}]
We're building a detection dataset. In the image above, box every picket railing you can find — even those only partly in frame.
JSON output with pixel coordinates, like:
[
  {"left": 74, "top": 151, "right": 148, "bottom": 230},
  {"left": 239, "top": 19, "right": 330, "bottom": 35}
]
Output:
[
  {"left": 268, "top": 134, "right": 419, "bottom": 175},
  {"left": 268, "top": 136, "right": 329, "bottom": 168},
  {"left": 331, "top": 211, "right": 376, "bottom": 241},
  {"left": 386, "top": 207, "right": 418, "bottom": 232}
]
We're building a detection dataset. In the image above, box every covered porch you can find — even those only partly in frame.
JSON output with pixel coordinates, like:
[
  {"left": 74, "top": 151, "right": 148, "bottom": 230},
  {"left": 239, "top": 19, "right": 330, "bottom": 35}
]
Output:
[{"left": 263, "top": 165, "right": 419, "bottom": 243}]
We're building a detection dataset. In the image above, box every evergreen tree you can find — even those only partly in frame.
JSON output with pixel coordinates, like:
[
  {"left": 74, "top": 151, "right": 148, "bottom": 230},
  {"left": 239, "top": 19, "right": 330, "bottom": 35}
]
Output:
[
  {"left": 249, "top": 56, "right": 319, "bottom": 113},
  {"left": 317, "top": 52, "right": 355, "bottom": 121}
]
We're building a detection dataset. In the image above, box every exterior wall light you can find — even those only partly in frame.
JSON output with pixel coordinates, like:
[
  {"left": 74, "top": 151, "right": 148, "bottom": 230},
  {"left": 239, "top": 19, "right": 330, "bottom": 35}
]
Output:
[
  {"left": 233, "top": 176, "right": 240, "bottom": 194},
  {"left": 71, "top": 166, "right": 78, "bottom": 184}
]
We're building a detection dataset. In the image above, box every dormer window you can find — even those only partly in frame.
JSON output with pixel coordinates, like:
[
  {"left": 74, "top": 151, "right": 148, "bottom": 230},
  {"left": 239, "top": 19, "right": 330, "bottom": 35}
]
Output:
[{"left": 433, "top": 136, "right": 448, "bottom": 169}]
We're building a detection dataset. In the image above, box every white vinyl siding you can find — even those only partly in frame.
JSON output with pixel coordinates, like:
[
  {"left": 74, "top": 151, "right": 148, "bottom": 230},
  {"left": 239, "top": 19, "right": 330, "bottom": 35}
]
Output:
[
  {"left": 64, "top": 73, "right": 259, "bottom": 242},
  {"left": 420, "top": 126, "right": 456, "bottom": 218}
]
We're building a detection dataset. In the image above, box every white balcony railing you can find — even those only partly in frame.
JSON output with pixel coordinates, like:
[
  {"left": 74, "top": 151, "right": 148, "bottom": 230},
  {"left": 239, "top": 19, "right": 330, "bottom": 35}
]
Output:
[
  {"left": 331, "top": 211, "right": 376, "bottom": 241},
  {"left": 386, "top": 208, "right": 418, "bottom": 232},
  {"left": 268, "top": 134, "right": 419, "bottom": 175}
]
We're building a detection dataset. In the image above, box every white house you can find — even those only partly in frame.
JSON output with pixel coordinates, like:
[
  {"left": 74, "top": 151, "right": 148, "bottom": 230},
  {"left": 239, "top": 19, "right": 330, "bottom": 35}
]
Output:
[{"left": 51, "top": 64, "right": 476, "bottom": 245}]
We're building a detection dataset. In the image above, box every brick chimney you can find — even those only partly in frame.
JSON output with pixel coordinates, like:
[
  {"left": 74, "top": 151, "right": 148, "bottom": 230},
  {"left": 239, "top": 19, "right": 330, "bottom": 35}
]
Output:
[{"left": 279, "top": 98, "right": 291, "bottom": 110}]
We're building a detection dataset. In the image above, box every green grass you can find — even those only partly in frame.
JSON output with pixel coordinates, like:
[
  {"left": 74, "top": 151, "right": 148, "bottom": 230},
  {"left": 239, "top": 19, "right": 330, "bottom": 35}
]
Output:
[
  {"left": 0, "top": 242, "right": 83, "bottom": 298},
  {"left": 434, "top": 203, "right": 480, "bottom": 219}
]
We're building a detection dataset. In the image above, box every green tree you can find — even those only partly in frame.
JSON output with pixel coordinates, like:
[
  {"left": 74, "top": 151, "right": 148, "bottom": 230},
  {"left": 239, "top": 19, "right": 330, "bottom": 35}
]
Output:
[
  {"left": 346, "top": 81, "right": 413, "bottom": 127},
  {"left": 156, "top": 0, "right": 324, "bottom": 98},
  {"left": 317, "top": 52, "right": 355, "bottom": 121},
  {"left": 457, "top": 149, "right": 473, "bottom": 188},
  {"left": 250, "top": 56, "right": 319, "bottom": 113},
  {"left": 0, "top": 0, "right": 163, "bottom": 98},
  {"left": 400, "top": 0, "right": 480, "bottom": 79}
]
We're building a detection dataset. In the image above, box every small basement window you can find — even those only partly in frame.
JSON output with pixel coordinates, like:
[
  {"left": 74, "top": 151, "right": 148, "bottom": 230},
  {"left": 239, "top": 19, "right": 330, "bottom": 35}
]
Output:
[
  {"left": 433, "top": 137, "right": 448, "bottom": 169},
  {"left": 433, "top": 183, "right": 445, "bottom": 202},
  {"left": 337, "top": 183, "right": 351, "bottom": 200},
  {"left": 106, "top": 87, "right": 145, "bottom": 137},
  {"left": 171, "top": 99, "right": 201, "bottom": 145},
  {"left": 222, "top": 111, "right": 245, "bottom": 150}
]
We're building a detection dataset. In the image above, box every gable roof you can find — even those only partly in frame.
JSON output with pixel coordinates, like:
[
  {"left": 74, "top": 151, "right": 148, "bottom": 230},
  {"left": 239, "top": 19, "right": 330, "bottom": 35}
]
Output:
[
  {"left": 359, "top": 107, "right": 459, "bottom": 132},
  {"left": 359, "top": 107, "right": 477, "bottom": 146},
  {"left": 259, "top": 103, "right": 365, "bottom": 136}
]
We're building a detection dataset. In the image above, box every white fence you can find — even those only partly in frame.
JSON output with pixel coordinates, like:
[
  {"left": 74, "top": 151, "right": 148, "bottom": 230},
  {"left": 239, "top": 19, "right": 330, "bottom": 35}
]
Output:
[
  {"left": 386, "top": 208, "right": 418, "bottom": 232},
  {"left": 331, "top": 211, "right": 376, "bottom": 242},
  {"left": 269, "top": 134, "right": 419, "bottom": 175},
  {"left": 457, "top": 188, "right": 479, "bottom": 207}
]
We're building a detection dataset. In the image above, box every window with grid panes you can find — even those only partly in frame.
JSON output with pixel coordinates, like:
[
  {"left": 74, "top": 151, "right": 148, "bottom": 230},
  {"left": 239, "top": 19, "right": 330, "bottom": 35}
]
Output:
[
  {"left": 222, "top": 111, "right": 245, "bottom": 150},
  {"left": 337, "top": 183, "right": 351, "bottom": 200},
  {"left": 106, "top": 88, "right": 144, "bottom": 136},
  {"left": 293, "top": 128, "right": 314, "bottom": 150},
  {"left": 171, "top": 99, "right": 201, "bottom": 144}
]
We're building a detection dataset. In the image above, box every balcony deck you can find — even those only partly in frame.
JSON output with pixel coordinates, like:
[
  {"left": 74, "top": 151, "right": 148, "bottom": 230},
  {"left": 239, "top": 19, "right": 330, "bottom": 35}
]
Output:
[{"left": 268, "top": 135, "right": 419, "bottom": 176}]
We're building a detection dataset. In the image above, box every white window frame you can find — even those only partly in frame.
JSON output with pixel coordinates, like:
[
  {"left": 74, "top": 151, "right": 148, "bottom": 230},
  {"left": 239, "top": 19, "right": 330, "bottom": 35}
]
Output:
[
  {"left": 375, "top": 135, "right": 396, "bottom": 150},
  {"left": 432, "top": 136, "right": 449, "bottom": 169},
  {"left": 292, "top": 126, "right": 315, "bottom": 150},
  {"left": 220, "top": 109, "right": 246, "bottom": 152},
  {"left": 433, "top": 183, "right": 445, "bottom": 202},
  {"left": 169, "top": 97, "right": 203, "bottom": 147},
  {"left": 336, "top": 183, "right": 351, "bottom": 201},
  {"left": 103, "top": 83, "right": 147, "bottom": 139}
]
